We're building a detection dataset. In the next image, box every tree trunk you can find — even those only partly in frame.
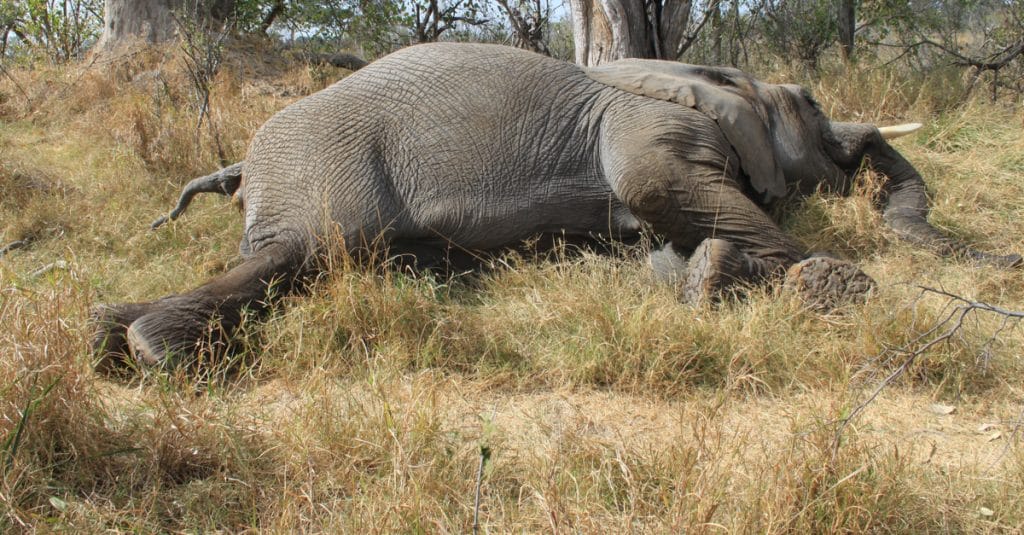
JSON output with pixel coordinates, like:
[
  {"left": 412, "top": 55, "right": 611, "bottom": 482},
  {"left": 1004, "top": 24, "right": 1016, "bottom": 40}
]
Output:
[
  {"left": 98, "top": 0, "right": 177, "bottom": 50},
  {"left": 728, "top": 0, "right": 742, "bottom": 66},
  {"left": 710, "top": 0, "right": 722, "bottom": 64},
  {"left": 569, "top": 0, "right": 698, "bottom": 66},
  {"left": 97, "top": 0, "right": 235, "bottom": 52},
  {"left": 260, "top": 0, "right": 285, "bottom": 35},
  {"left": 837, "top": 0, "right": 855, "bottom": 62},
  {"left": 570, "top": 0, "right": 650, "bottom": 65}
]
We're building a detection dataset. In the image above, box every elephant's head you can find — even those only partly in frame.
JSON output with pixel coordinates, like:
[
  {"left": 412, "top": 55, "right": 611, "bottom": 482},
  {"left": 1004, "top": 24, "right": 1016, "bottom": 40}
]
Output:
[{"left": 587, "top": 60, "right": 1022, "bottom": 267}]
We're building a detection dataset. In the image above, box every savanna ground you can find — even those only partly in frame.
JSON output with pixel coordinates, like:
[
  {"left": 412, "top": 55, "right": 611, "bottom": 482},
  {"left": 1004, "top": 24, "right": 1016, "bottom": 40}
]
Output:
[{"left": 1, "top": 42, "right": 1024, "bottom": 532}]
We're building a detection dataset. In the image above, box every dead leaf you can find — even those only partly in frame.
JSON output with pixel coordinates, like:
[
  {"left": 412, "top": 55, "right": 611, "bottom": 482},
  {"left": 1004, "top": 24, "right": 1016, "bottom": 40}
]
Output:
[
  {"left": 986, "top": 431, "right": 1002, "bottom": 442},
  {"left": 977, "top": 423, "right": 997, "bottom": 433},
  {"left": 929, "top": 403, "right": 956, "bottom": 415},
  {"left": 979, "top": 507, "right": 995, "bottom": 517}
]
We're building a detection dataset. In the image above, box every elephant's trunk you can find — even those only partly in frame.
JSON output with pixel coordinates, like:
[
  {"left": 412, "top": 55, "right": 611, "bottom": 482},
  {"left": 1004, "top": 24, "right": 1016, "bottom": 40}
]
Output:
[{"left": 872, "top": 140, "right": 1023, "bottom": 267}]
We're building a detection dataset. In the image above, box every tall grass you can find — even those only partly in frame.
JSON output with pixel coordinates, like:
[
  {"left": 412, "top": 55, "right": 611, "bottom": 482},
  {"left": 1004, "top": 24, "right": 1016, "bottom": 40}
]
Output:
[{"left": 1, "top": 43, "right": 1023, "bottom": 531}]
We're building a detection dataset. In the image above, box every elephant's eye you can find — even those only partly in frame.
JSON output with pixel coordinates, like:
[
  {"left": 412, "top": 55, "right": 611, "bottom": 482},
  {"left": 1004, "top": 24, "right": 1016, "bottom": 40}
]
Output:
[{"left": 799, "top": 88, "right": 825, "bottom": 116}]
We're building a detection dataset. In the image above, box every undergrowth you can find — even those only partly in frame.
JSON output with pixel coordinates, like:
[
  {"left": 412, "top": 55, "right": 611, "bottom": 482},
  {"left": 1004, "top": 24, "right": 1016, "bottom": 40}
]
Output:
[{"left": 1, "top": 42, "right": 1023, "bottom": 531}]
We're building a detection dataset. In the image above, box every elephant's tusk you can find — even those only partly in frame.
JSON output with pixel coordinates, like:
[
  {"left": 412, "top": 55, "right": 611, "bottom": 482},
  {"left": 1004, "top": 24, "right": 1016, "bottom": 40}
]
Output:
[{"left": 877, "top": 123, "right": 923, "bottom": 140}]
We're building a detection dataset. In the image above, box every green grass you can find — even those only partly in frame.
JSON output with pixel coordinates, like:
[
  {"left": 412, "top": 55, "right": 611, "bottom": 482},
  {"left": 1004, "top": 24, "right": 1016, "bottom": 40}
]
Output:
[{"left": 1, "top": 44, "right": 1023, "bottom": 531}]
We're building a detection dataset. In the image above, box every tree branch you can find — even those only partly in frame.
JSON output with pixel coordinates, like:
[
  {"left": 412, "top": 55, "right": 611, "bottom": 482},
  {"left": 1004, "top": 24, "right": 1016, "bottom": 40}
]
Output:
[
  {"left": 675, "top": 0, "right": 720, "bottom": 58},
  {"left": 832, "top": 286, "right": 1023, "bottom": 457},
  {"left": 870, "top": 37, "right": 1024, "bottom": 72},
  {"left": 260, "top": 0, "right": 285, "bottom": 35}
]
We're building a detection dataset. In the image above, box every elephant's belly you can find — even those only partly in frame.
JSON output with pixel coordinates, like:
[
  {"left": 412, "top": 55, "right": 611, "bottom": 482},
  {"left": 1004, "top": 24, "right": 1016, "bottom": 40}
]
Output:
[{"left": 407, "top": 191, "right": 643, "bottom": 250}]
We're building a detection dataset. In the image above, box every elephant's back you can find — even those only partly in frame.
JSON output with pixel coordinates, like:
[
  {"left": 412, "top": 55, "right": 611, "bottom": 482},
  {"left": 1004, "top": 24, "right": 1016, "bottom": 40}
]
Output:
[
  {"left": 263, "top": 43, "right": 593, "bottom": 132},
  {"left": 336, "top": 42, "right": 589, "bottom": 101}
]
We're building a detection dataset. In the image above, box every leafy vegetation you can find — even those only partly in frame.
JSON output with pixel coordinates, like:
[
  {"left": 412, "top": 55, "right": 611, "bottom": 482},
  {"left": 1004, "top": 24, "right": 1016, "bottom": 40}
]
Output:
[{"left": 1, "top": 0, "right": 1022, "bottom": 83}]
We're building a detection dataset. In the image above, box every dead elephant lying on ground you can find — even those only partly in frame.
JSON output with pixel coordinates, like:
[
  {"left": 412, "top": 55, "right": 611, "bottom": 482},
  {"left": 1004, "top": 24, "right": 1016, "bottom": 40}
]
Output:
[{"left": 91, "top": 43, "right": 1022, "bottom": 371}]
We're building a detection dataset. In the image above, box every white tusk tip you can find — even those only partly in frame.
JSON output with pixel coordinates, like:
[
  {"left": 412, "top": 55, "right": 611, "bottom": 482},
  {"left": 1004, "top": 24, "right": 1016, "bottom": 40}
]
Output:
[{"left": 877, "top": 122, "right": 923, "bottom": 140}]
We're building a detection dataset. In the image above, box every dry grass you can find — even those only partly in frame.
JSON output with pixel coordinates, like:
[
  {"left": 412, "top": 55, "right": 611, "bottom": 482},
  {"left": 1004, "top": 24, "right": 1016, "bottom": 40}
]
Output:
[{"left": 2, "top": 44, "right": 1024, "bottom": 532}]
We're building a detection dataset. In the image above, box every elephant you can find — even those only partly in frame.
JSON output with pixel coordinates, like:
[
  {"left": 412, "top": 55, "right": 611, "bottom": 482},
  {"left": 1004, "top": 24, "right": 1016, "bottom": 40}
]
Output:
[{"left": 91, "top": 42, "right": 1022, "bottom": 370}]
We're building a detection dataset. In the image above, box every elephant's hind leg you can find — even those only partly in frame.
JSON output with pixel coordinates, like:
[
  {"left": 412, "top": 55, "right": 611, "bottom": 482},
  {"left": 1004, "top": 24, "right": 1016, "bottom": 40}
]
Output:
[
  {"left": 109, "top": 243, "right": 301, "bottom": 369},
  {"left": 91, "top": 301, "right": 164, "bottom": 375}
]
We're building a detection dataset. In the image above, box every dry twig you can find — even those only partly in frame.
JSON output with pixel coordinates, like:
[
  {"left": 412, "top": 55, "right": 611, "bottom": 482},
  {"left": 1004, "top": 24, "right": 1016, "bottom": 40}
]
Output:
[
  {"left": 832, "top": 286, "right": 1024, "bottom": 456},
  {"left": 0, "top": 240, "right": 28, "bottom": 258},
  {"left": 473, "top": 406, "right": 497, "bottom": 535}
]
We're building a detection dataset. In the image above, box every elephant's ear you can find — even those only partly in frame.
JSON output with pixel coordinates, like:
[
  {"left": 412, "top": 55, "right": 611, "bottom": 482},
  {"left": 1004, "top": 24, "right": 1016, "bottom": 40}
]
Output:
[{"left": 587, "top": 60, "right": 787, "bottom": 203}]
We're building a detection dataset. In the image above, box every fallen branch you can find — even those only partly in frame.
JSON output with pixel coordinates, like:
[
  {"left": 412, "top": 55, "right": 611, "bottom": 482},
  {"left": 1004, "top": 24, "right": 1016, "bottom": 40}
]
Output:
[
  {"left": 832, "top": 286, "right": 1023, "bottom": 456},
  {"left": 294, "top": 51, "right": 368, "bottom": 72},
  {"left": 0, "top": 240, "right": 28, "bottom": 258},
  {"left": 31, "top": 260, "right": 69, "bottom": 278},
  {"left": 0, "top": 61, "right": 31, "bottom": 107}
]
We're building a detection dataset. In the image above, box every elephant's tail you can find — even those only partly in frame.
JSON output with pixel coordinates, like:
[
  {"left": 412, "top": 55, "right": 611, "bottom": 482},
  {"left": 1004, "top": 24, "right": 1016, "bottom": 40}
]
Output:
[{"left": 151, "top": 162, "right": 244, "bottom": 230}]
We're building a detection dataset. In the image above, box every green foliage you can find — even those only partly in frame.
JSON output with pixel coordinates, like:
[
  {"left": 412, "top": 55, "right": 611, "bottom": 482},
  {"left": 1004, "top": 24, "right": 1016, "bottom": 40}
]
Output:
[
  {"left": 856, "top": 0, "right": 1024, "bottom": 98},
  {"left": 230, "top": 0, "right": 490, "bottom": 57},
  {"left": 231, "top": 0, "right": 284, "bottom": 32},
  {"left": 281, "top": 0, "right": 367, "bottom": 42},
  {"left": 333, "top": 0, "right": 409, "bottom": 56},
  {"left": 545, "top": 17, "right": 573, "bottom": 60},
  {"left": 0, "top": 0, "right": 102, "bottom": 60},
  {"left": 760, "top": 0, "right": 837, "bottom": 71}
]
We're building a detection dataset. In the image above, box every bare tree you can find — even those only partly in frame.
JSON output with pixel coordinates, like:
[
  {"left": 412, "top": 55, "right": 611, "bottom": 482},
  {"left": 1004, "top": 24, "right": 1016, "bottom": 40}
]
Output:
[
  {"left": 864, "top": 0, "right": 1024, "bottom": 101},
  {"left": 495, "top": 0, "right": 550, "bottom": 55},
  {"left": 837, "top": 0, "right": 854, "bottom": 61},
  {"left": 709, "top": 0, "right": 721, "bottom": 63},
  {"left": 173, "top": 0, "right": 234, "bottom": 164},
  {"left": 410, "top": 0, "right": 488, "bottom": 43},
  {"left": 569, "top": 0, "right": 720, "bottom": 66},
  {"left": 893, "top": 36, "right": 1024, "bottom": 101},
  {"left": 97, "top": 0, "right": 235, "bottom": 52}
]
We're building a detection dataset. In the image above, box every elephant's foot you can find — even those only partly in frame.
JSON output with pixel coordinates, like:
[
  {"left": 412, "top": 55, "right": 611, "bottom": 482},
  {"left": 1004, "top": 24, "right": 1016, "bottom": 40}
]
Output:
[
  {"left": 91, "top": 302, "right": 162, "bottom": 375},
  {"left": 681, "top": 238, "right": 768, "bottom": 305},
  {"left": 649, "top": 242, "right": 689, "bottom": 285},
  {"left": 92, "top": 296, "right": 232, "bottom": 371},
  {"left": 125, "top": 297, "right": 230, "bottom": 369},
  {"left": 93, "top": 245, "right": 298, "bottom": 374},
  {"left": 783, "top": 256, "right": 876, "bottom": 312}
]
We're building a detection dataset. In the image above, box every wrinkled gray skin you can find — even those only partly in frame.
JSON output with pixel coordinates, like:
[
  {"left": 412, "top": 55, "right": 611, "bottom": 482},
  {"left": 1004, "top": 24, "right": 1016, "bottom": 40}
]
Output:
[{"left": 92, "top": 43, "right": 1021, "bottom": 370}]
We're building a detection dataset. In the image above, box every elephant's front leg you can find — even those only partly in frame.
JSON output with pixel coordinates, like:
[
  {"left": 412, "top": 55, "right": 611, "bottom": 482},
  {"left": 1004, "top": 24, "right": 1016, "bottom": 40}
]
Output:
[
  {"left": 613, "top": 150, "right": 876, "bottom": 307},
  {"left": 610, "top": 150, "right": 803, "bottom": 303}
]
